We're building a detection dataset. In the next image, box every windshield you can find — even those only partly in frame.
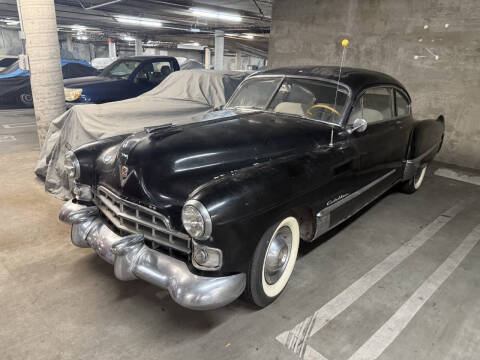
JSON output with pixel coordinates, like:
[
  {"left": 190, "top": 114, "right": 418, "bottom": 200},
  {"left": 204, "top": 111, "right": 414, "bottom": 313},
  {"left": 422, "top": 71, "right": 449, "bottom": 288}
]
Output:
[
  {"left": 226, "top": 76, "right": 350, "bottom": 125},
  {"left": 100, "top": 60, "right": 141, "bottom": 79}
]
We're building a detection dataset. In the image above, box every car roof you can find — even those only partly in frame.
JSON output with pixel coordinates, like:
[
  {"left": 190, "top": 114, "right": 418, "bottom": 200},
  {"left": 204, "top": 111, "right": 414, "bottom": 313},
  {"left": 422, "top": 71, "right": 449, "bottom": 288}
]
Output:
[{"left": 255, "top": 66, "right": 409, "bottom": 99}]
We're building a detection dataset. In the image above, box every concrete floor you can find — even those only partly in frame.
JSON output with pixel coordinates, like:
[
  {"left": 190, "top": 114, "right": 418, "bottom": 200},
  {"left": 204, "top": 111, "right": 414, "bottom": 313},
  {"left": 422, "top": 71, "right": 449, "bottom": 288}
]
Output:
[{"left": 1, "top": 109, "right": 480, "bottom": 360}]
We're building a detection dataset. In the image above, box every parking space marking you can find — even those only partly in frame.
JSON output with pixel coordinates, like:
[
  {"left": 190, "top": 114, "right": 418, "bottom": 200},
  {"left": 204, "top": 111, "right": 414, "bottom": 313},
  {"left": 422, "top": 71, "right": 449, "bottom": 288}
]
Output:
[
  {"left": 2, "top": 122, "right": 36, "bottom": 129},
  {"left": 0, "top": 135, "right": 16, "bottom": 142},
  {"left": 435, "top": 168, "right": 480, "bottom": 187},
  {"left": 348, "top": 223, "right": 480, "bottom": 360},
  {"left": 276, "top": 203, "right": 466, "bottom": 358}
]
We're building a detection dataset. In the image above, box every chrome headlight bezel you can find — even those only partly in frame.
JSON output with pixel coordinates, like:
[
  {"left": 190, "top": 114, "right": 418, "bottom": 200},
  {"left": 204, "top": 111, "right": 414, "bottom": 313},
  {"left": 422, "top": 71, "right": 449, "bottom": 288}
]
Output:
[
  {"left": 181, "top": 199, "right": 212, "bottom": 240},
  {"left": 64, "top": 87, "right": 83, "bottom": 102},
  {"left": 65, "top": 151, "right": 81, "bottom": 180}
]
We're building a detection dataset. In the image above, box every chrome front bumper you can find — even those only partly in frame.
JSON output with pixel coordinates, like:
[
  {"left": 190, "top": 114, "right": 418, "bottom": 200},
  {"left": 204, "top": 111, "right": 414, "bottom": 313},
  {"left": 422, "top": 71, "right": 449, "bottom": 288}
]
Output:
[{"left": 59, "top": 200, "right": 246, "bottom": 310}]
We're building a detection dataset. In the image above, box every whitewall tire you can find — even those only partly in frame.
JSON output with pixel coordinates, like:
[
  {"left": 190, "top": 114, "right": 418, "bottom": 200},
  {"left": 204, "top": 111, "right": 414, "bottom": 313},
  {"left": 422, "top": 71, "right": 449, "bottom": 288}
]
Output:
[
  {"left": 401, "top": 164, "right": 428, "bottom": 194},
  {"left": 245, "top": 215, "right": 300, "bottom": 307}
]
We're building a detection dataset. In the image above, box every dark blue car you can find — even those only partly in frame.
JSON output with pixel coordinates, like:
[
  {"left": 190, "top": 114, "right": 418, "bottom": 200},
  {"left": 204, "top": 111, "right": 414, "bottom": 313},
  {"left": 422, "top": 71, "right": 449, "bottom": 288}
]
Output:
[
  {"left": 64, "top": 56, "right": 180, "bottom": 105},
  {"left": 0, "top": 59, "right": 97, "bottom": 108}
]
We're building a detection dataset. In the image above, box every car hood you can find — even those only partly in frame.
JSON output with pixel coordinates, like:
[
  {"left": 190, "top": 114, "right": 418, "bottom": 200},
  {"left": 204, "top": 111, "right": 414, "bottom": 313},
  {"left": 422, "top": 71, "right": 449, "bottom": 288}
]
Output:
[
  {"left": 64, "top": 76, "right": 119, "bottom": 88},
  {"left": 95, "top": 111, "right": 335, "bottom": 214}
]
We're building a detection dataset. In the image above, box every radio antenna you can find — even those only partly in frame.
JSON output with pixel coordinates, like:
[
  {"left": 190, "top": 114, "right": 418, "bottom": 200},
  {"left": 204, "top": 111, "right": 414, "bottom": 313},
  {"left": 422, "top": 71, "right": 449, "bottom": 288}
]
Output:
[{"left": 330, "top": 38, "right": 349, "bottom": 147}]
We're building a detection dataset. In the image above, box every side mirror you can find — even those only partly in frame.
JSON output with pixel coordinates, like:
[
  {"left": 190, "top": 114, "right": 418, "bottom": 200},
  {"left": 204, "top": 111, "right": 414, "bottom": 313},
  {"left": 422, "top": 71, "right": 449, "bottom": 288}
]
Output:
[{"left": 347, "top": 118, "right": 368, "bottom": 134}]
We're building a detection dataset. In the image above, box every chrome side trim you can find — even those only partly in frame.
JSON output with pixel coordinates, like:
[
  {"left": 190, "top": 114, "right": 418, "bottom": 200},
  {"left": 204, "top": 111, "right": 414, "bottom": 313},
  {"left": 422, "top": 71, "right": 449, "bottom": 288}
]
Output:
[
  {"left": 313, "top": 169, "right": 397, "bottom": 240},
  {"left": 59, "top": 200, "right": 246, "bottom": 310}
]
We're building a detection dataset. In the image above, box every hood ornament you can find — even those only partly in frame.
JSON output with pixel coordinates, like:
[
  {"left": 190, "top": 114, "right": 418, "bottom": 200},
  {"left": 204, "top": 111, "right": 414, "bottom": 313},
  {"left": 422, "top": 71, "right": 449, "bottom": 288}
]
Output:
[{"left": 121, "top": 166, "right": 129, "bottom": 180}]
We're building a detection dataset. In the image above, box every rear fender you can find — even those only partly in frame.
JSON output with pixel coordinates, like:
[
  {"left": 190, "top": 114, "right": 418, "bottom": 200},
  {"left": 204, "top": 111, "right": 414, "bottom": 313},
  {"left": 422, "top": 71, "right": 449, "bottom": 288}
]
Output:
[{"left": 403, "top": 115, "right": 444, "bottom": 180}]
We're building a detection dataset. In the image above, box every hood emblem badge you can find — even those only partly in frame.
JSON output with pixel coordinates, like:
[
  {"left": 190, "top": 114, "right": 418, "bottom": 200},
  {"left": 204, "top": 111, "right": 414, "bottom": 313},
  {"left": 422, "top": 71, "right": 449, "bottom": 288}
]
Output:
[{"left": 121, "top": 166, "right": 129, "bottom": 180}]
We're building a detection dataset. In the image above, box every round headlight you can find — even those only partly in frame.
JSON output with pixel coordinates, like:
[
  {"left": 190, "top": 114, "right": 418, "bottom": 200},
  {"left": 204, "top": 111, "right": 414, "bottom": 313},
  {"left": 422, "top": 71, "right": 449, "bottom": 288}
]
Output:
[
  {"left": 64, "top": 88, "right": 83, "bottom": 102},
  {"left": 181, "top": 200, "right": 212, "bottom": 240},
  {"left": 65, "top": 151, "right": 80, "bottom": 180}
]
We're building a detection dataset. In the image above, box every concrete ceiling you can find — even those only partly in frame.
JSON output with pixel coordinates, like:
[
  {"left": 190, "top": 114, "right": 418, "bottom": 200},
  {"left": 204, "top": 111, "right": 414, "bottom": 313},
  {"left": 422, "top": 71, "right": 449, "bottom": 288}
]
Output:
[{"left": 0, "top": 0, "right": 271, "bottom": 56}]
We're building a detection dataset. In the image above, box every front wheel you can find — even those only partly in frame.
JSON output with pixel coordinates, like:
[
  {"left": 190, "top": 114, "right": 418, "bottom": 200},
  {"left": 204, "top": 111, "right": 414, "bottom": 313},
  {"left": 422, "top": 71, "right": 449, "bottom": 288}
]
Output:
[
  {"left": 400, "top": 164, "right": 427, "bottom": 194},
  {"left": 244, "top": 216, "right": 300, "bottom": 307}
]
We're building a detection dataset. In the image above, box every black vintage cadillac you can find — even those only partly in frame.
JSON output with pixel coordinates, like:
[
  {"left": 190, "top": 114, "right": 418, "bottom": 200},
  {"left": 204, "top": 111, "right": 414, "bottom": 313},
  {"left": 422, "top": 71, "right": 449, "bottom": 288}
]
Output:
[{"left": 59, "top": 66, "right": 445, "bottom": 310}]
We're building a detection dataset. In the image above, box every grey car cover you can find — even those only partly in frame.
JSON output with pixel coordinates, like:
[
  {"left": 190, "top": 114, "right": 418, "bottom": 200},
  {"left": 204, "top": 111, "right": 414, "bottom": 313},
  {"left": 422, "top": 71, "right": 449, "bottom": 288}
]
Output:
[{"left": 35, "top": 70, "right": 247, "bottom": 199}]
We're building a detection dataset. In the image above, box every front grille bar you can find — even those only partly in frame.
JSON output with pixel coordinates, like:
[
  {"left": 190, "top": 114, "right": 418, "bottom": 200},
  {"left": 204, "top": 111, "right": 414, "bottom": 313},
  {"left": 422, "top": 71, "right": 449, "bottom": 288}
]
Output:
[{"left": 94, "top": 186, "right": 191, "bottom": 254}]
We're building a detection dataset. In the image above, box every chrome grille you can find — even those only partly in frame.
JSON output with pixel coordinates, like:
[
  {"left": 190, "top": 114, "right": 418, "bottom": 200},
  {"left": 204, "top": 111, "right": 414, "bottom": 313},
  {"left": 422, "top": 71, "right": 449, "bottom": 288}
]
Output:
[{"left": 93, "top": 186, "right": 191, "bottom": 254}]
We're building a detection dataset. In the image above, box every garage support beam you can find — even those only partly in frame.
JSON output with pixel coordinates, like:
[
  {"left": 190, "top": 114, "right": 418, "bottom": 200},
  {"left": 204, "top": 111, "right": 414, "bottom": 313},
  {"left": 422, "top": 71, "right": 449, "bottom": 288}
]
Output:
[
  {"left": 204, "top": 47, "right": 211, "bottom": 70},
  {"left": 17, "top": 0, "right": 66, "bottom": 146},
  {"left": 66, "top": 33, "right": 73, "bottom": 52},
  {"left": 235, "top": 51, "right": 242, "bottom": 70},
  {"left": 135, "top": 38, "right": 142, "bottom": 56},
  {"left": 214, "top": 30, "right": 224, "bottom": 70},
  {"left": 108, "top": 38, "right": 116, "bottom": 58}
]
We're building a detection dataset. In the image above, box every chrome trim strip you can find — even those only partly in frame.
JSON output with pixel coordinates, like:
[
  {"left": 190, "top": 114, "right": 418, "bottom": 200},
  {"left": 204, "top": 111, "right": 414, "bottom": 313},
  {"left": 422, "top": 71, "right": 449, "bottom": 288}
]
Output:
[
  {"left": 313, "top": 169, "right": 397, "bottom": 239},
  {"left": 325, "top": 169, "right": 396, "bottom": 212}
]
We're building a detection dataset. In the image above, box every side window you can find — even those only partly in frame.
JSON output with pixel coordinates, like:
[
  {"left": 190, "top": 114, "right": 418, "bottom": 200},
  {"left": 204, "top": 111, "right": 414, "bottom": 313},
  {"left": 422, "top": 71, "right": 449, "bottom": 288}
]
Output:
[
  {"left": 395, "top": 90, "right": 410, "bottom": 117},
  {"left": 135, "top": 61, "right": 173, "bottom": 84},
  {"left": 349, "top": 87, "right": 393, "bottom": 125}
]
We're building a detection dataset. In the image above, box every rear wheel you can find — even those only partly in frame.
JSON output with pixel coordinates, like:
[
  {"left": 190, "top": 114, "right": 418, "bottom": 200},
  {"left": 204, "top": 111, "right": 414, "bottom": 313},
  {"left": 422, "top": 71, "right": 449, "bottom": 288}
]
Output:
[
  {"left": 401, "top": 164, "right": 427, "bottom": 193},
  {"left": 244, "top": 216, "right": 300, "bottom": 307}
]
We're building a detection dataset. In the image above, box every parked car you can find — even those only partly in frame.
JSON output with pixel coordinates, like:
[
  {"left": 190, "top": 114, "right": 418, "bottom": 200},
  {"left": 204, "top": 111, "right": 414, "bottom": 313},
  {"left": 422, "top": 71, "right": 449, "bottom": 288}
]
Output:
[
  {"left": 59, "top": 66, "right": 445, "bottom": 310},
  {"left": 0, "top": 55, "right": 18, "bottom": 72},
  {"left": 0, "top": 59, "right": 97, "bottom": 108},
  {"left": 63, "top": 56, "right": 180, "bottom": 105},
  {"left": 91, "top": 57, "right": 117, "bottom": 71}
]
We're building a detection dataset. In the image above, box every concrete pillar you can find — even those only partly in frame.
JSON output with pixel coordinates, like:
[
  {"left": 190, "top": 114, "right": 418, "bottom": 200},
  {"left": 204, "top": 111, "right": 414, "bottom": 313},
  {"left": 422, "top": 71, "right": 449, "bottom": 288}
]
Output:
[
  {"left": 66, "top": 33, "right": 73, "bottom": 52},
  {"left": 17, "top": 0, "right": 65, "bottom": 146},
  {"left": 214, "top": 30, "right": 224, "bottom": 70},
  {"left": 89, "top": 43, "right": 95, "bottom": 61},
  {"left": 135, "top": 38, "right": 142, "bottom": 56},
  {"left": 108, "top": 38, "right": 116, "bottom": 58},
  {"left": 235, "top": 51, "right": 242, "bottom": 70},
  {"left": 204, "top": 47, "right": 211, "bottom": 70}
]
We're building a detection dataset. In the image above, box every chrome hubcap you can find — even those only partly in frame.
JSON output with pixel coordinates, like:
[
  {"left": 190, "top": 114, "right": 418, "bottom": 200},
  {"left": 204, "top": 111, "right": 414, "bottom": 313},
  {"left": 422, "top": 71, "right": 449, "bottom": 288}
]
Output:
[{"left": 264, "top": 226, "right": 292, "bottom": 285}]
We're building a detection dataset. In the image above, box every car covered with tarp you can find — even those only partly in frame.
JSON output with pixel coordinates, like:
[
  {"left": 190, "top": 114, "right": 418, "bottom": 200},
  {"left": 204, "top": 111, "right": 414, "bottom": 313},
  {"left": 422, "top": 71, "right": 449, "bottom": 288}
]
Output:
[
  {"left": 35, "top": 69, "right": 247, "bottom": 199},
  {"left": 0, "top": 59, "right": 98, "bottom": 107}
]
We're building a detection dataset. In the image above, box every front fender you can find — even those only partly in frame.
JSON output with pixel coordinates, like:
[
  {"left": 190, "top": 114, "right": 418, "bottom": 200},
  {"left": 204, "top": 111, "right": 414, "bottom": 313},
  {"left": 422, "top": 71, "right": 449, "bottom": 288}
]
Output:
[
  {"left": 189, "top": 150, "right": 338, "bottom": 273},
  {"left": 74, "top": 135, "right": 129, "bottom": 185}
]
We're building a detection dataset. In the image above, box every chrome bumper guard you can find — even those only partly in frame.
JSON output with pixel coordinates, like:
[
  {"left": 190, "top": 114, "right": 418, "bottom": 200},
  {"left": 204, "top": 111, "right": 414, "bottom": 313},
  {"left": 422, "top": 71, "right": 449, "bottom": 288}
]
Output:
[{"left": 59, "top": 200, "right": 246, "bottom": 310}]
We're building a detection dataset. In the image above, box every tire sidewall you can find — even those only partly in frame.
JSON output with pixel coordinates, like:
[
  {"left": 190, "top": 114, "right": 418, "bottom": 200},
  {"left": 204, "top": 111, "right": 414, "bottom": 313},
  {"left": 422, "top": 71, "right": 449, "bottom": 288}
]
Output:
[{"left": 247, "top": 215, "right": 300, "bottom": 307}]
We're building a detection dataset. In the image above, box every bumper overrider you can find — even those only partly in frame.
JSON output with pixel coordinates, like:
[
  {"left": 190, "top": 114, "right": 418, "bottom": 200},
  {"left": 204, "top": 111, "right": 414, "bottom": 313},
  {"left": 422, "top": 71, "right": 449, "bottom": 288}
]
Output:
[{"left": 59, "top": 200, "right": 246, "bottom": 310}]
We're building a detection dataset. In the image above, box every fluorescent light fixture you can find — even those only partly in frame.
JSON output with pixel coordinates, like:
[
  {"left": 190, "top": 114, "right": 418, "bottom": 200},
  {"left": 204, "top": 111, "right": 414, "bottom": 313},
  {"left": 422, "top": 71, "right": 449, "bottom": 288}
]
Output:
[
  {"left": 71, "top": 24, "right": 87, "bottom": 31},
  {"left": 242, "top": 34, "right": 254, "bottom": 39},
  {"left": 190, "top": 8, "right": 242, "bottom": 22},
  {"left": 76, "top": 35, "right": 88, "bottom": 40},
  {"left": 5, "top": 20, "right": 20, "bottom": 25},
  {"left": 115, "top": 16, "right": 162, "bottom": 28},
  {"left": 122, "top": 35, "right": 135, "bottom": 41},
  {"left": 190, "top": 28, "right": 201, "bottom": 33}
]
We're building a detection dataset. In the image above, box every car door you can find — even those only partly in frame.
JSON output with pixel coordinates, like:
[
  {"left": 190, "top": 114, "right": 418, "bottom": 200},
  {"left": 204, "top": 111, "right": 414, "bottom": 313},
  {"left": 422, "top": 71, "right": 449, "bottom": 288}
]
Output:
[{"left": 347, "top": 86, "right": 402, "bottom": 194}]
